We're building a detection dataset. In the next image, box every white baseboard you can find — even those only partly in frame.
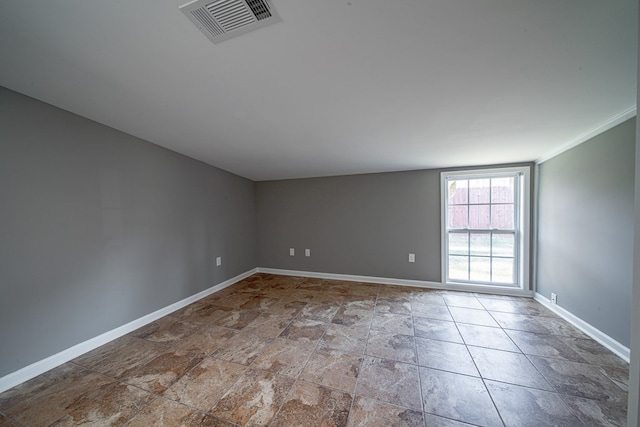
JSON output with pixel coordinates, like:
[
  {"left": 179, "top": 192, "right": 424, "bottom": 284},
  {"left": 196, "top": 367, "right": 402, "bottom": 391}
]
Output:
[
  {"left": 0, "top": 268, "right": 257, "bottom": 394},
  {"left": 257, "top": 268, "right": 534, "bottom": 297},
  {"left": 534, "top": 293, "right": 630, "bottom": 363}
]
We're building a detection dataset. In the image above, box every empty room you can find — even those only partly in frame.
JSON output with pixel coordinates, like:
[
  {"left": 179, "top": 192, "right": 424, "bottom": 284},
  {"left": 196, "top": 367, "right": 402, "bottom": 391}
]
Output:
[{"left": 1, "top": 1, "right": 639, "bottom": 426}]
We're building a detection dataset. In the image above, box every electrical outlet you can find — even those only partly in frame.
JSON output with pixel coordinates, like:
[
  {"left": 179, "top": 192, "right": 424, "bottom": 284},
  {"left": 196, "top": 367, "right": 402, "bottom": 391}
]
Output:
[
  {"left": 289, "top": 248, "right": 295, "bottom": 256},
  {"left": 216, "top": 256, "right": 222, "bottom": 266},
  {"left": 408, "top": 253, "right": 415, "bottom": 263},
  {"left": 551, "top": 293, "right": 557, "bottom": 304},
  {"left": 305, "top": 249, "right": 311, "bottom": 257}
]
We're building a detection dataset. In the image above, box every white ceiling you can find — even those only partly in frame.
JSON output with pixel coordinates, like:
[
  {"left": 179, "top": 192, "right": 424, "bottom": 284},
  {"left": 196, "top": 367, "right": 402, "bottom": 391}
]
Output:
[{"left": 0, "top": 0, "right": 636, "bottom": 181}]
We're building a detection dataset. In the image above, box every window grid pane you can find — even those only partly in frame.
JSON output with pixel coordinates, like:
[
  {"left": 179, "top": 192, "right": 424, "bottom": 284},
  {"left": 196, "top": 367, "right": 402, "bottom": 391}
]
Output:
[{"left": 445, "top": 172, "right": 520, "bottom": 287}]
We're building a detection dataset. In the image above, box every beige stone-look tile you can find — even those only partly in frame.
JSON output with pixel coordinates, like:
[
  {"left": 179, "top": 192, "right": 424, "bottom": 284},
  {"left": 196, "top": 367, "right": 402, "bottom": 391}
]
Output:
[
  {"left": 251, "top": 338, "right": 315, "bottom": 378},
  {"left": 342, "top": 298, "right": 376, "bottom": 311},
  {"left": 174, "top": 324, "right": 237, "bottom": 357},
  {"left": 506, "top": 330, "right": 587, "bottom": 362},
  {"left": 600, "top": 365, "right": 630, "bottom": 392},
  {"left": 366, "top": 331, "right": 416, "bottom": 364},
  {"left": 264, "top": 300, "right": 307, "bottom": 317},
  {"left": 341, "top": 282, "right": 380, "bottom": 298},
  {"left": 377, "top": 286, "right": 414, "bottom": 300},
  {"left": 280, "top": 289, "right": 317, "bottom": 303},
  {"left": 310, "top": 292, "right": 346, "bottom": 305},
  {"left": 347, "top": 396, "right": 424, "bottom": 427},
  {"left": 536, "top": 316, "right": 590, "bottom": 339},
  {"left": 489, "top": 311, "right": 551, "bottom": 334},
  {"left": 297, "top": 277, "right": 328, "bottom": 291},
  {"left": 565, "top": 337, "right": 630, "bottom": 370},
  {"left": 529, "top": 356, "right": 627, "bottom": 404},
  {"left": 371, "top": 313, "right": 414, "bottom": 335},
  {"left": 120, "top": 348, "right": 205, "bottom": 394},
  {"left": 72, "top": 336, "right": 168, "bottom": 378},
  {"left": 0, "top": 414, "right": 21, "bottom": 427},
  {"left": 318, "top": 323, "right": 369, "bottom": 355},
  {"left": 411, "top": 292, "right": 446, "bottom": 306},
  {"left": 415, "top": 337, "right": 478, "bottom": 377},
  {"left": 272, "top": 381, "right": 352, "bottom": 427},
  {"left": 244, "top": 313, "right": 293, "bottom": 338},
  {"left": 468, "top": 346, "right": 552, "bottom": 390},
  {"left": 2, "top": 372, "right": 115, "bottom": 427},
  {"left": 442, "top": 293, "right": 484, "bottom": 309},
  {"left": 300, "top": 349, "right": 362, "bottom": 393},
  {"left": 411, "top": 302, "right": 453, "bottom": 321},
  {"left": 422, "top": 413, "right": 476, "bottom": 426},
  {"left": 457, "top": 323, "right": 520, "bottom": 352},
  {"left": 413, "top": 318, "right": 463, "bottom": 344},
  {"left": 448, "top": 307, "right": 499, "bottom": 327},
  {"left": 125, "top": 396, "right": 230, "bottom": 426},
  {"left": 212, "top": 331, "right": 271, "bottom": 365},
  {"left": 210, "top": 370, "right": 295, "bottom": 426},
  {"left": 476, "top": 296, "right": 534, "bottom": 314},
  {"left": 419, "top": 367, "right": 502, "bottom": 426},
  {"left": 8, "top": 273, "right": 632, "bottom": 427},
  {"left": 332, "top": 306, "right": 374, "bottom": 327},
  {"left": 169, "top": 300, "right": 211, "bottom": 319},
  {"left": 279, "top": 318, "right": 328, "bottom": 343},
  {"left": 517, "top": 300, "right": 558, "bottom": 317},
  {"left": 130, "top": 316, "right": 200, "bottom": 343},
  {"left": 239, "top": 295, "right": 274, "bottom": 311},
  {"left": 356, "top": 356, "right": 422, "bottom": 411},
  {"left": 49, "top": 381, "right": 156, "bottom": 427},
  {"left": 0, "top": 362, "right": 87, "bottom": 409},
  {"left": 374, "top": 299, "right": 412, "bottom": 315},
  {"left": 562, "top": 394, "right": 628, "bottom": 427},
  {"left": 173, "top": 303, "right": 233, "bottom": 326},
  {"left": 163, "top": 357, "right": 247, "bottom": 411},
  {"left": 213, "top": 308, "right": 261, "bottom": 330},
  {"left": 259, "top": 274, "right": 304, "bottom": 289},
  {"left": 298, "top": 303, "right": 341, "bottom": 322},
  {"left": 212, "top": 292, "right": 257, "bottom": 309},
  {"left": 486, "top": 381, "right": 582, "bottom": 427}
]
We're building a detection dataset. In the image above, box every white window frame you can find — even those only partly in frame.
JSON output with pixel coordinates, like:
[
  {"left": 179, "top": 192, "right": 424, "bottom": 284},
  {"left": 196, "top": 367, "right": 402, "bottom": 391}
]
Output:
[{"left": 441, "top": 166, "right": 531, "bottom": 291}]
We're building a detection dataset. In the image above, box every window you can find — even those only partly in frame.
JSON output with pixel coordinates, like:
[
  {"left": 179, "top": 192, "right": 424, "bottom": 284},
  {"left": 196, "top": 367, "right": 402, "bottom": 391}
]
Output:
[{"left": 441, "top": 167, "right": 530, "bottom": 289}]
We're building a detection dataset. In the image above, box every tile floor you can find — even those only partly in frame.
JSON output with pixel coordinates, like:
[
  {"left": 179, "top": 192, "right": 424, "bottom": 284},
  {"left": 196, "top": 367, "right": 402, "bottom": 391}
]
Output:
[{"left": 0, "top": 274, "right": 629, "bottom": 426}]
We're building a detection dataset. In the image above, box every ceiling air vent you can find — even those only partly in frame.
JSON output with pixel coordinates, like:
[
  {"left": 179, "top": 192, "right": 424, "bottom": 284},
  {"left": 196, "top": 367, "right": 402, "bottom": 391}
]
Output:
[{"left": 180, "top": 0, "right": 280, "bottom": 44}]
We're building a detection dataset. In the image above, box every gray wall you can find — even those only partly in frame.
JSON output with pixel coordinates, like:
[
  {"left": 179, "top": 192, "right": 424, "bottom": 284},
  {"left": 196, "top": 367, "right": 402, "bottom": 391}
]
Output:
[
  {"left": 256, "top": 164, "right": 532, "bottom": 283},
  {"left": 256, "top": 171, "right": 442, "bottom": 281},
  {"left": 536, "top": 118, "right": 636, "bottom": 347},
  {"left": 0, "top": 87, "right": 257, "bottom": 376}
]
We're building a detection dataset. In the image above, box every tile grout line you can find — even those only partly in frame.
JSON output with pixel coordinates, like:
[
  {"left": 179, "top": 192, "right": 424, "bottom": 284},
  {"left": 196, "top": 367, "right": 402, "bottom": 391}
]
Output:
[
  {"left": 343, "top": 282, "right": 380, "bottom": 427},
  {"left": 457, "top": 295, "right": 507, "bottom": 427},
  {"left": 408, "top": 290, "right": 428, "bottom": 424}
]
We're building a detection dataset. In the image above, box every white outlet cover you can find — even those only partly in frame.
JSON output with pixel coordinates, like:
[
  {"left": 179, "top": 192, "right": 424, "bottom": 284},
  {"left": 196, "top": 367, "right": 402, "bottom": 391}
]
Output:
[
  {"left": 216, "top": 256, "right": 222, "bottom": 266},
  {"left": 289, "top": 248, "right": 295, "bottom": 256},
  {"left": 409, "top": 253, "right": 415, "bottom": 263},
  {"left": 305, "top": 249, "right": 310, "bottom": 257}
]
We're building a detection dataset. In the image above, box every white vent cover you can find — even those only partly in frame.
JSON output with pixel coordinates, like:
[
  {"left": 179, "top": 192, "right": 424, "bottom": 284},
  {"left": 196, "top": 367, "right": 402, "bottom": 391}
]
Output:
[{"left": 180, "top": 0, "right": 280, "bottom": 44}]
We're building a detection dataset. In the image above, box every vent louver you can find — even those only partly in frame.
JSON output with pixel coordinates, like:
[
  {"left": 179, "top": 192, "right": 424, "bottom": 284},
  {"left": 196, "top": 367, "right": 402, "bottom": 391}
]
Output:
[{"left": 180, "top": 0, "right": 280, "bottom": 44}]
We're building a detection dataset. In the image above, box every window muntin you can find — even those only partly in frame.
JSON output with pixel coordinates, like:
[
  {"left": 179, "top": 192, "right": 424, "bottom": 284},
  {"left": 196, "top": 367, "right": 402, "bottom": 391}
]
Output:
[{"left": 442, "top": 168, "right": 529, "bottom": 288}]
